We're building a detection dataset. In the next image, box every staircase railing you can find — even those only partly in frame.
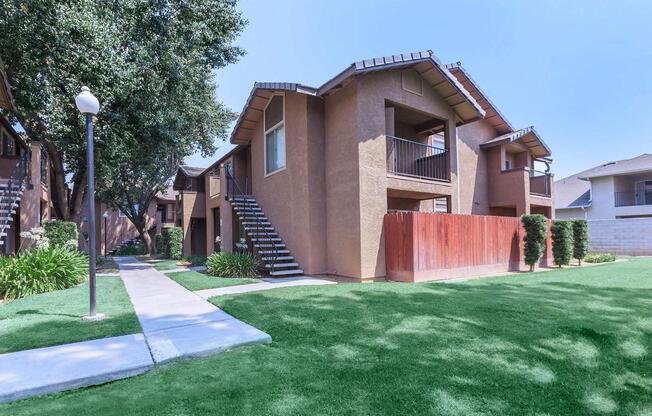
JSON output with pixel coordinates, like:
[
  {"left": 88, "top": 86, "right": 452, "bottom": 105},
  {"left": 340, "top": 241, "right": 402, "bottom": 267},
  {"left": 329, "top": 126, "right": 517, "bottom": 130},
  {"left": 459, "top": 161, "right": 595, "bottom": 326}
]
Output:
[
  {"left": 0, "top": 150, "right": 31, "bottom": 250},
  {"left": 225, "top": 170, "right": 278, "bottom": 274}
]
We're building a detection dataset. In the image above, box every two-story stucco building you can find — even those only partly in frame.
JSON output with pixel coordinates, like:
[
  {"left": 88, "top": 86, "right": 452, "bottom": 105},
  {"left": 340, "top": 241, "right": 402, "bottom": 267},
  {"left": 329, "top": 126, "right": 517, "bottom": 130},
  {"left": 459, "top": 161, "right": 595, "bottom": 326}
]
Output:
[{"left": 174, "top": 50, "right": 555, "bottom": 280}]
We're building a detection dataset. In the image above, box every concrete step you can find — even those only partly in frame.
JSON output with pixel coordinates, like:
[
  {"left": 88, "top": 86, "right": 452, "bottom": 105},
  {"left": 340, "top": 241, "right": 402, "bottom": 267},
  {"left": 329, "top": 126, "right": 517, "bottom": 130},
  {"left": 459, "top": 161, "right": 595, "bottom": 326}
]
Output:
[
  {"left": 247, "top": 231, "right": 278, "bottom": 235},
  {"left": 265, "top": 262, "right": 299, "bottom": 269},
  {"left": 254, "top": 243, "right": 286, "bottom": 248},
  {"left": 257, "top": 249, "right": 290, "bottom": 255},
  {"left": 244, "top": 226, "right": 274, "bottom": 231},
  {"left": 260, "top": 255, "right": 294, "bottom": 261},
  {"left": 269, "top": 269, "right": 304, "bottom": 277},
  {"left": 250, "top": 237, "right": 282, "bottom": 242}
]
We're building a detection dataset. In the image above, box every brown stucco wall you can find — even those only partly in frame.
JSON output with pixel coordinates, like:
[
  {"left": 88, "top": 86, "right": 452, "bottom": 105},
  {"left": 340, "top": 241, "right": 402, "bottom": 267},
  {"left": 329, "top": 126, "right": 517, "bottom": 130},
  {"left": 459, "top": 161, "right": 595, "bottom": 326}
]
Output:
[
  {"left": 456, "top": 120, "right": 496, "bottom": 214},
  {"left": 180, "top": 191, "right": 205, "bottom": 256},
  {"left": 18, "top": 142, "right": 51, "bottom": 249}
]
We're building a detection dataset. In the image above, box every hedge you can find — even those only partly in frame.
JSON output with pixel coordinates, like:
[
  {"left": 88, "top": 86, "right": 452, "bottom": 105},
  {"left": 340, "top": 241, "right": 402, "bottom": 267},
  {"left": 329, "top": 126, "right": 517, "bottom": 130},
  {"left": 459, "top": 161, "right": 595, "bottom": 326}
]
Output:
[
  {"left": 43, "top": 220, "right": 78, "bottom": 249},
  {"left": 521, "top": 214, "right": 547, "bottom": 271},
  {"left": 155, "top": 234, "right": 164, "bottom": 255},
  {"left": 572, "top": 219, "right": 589, "bottom": 265},
  {"left": 162, "top": 227, "right": 183, "bottom": 260},
  {"left": 551, "top": 220, "right": 573, "bottom": 267}
]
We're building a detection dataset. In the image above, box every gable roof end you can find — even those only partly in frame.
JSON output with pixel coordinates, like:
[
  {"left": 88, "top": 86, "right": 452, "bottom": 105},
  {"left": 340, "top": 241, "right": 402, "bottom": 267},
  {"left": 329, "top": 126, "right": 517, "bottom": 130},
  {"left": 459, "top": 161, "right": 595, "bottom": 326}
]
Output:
[
  {"left": 319, "top": 50, "right": 486, "bottom": 126},
  {"left": 230, "top": 82, "right": 318, "bottom": 145},
  {"left": 445, "top": 62, "right": 513, "bottom": 135},
  {"left": 481, "top": 126, "right": 551, "bottom": 158}
]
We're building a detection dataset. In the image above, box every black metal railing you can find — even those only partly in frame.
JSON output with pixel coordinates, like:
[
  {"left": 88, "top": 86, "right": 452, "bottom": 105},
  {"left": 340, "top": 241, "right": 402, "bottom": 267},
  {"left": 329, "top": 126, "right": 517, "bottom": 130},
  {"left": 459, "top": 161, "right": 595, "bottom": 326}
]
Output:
[
  {"left": 615, "top": 191, "right": 652, "bottom": 207},
  {"left": 386, "top": 135, "right": 449, "bottom": 181},
  {"left": 529, "top": 170, "right": 552, "bottom": 197},
  {"left": 225, "top": 170, "right": 278, "bottom": 273},
  {"left": 0, "top": 150, "right": 31, "bottom": 251}
]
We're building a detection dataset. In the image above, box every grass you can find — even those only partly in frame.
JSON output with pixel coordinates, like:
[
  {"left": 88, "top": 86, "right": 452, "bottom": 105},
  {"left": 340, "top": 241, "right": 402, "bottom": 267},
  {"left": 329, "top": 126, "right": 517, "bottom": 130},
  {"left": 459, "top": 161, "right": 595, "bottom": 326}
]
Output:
[
  {"left": 167, "top": 270, "right": 259, "bottom": 291},
  {"left": 0, "top": 277, "right": 141, "bottom": 354},
  {"left": 97, "top": 257, "right": 119, "bottom": 274},
  {"left": 151, "top": 260, "right": 184, "bottom": 271},
  {"left": 3, "top": 258, "right": 652, "bottom": 415}
]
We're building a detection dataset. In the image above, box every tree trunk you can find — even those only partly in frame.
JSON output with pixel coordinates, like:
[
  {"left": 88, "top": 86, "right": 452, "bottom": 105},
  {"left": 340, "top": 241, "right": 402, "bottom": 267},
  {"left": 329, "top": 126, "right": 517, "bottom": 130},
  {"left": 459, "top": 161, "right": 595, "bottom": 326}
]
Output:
[
  {"left": 133, "top": 217, "right": 155, "bottom": 255},
  {"left": 529, "top": 264, "right": 534, "bottom": 272}
]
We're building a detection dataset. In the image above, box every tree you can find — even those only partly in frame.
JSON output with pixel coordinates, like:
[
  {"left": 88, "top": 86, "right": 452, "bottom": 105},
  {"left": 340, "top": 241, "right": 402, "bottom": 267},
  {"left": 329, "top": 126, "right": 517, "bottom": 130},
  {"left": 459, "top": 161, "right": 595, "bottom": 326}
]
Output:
[
  {"left": 95, "top": 0, "right": 245, "bottom": 253},
  {"left": 521, "top": 214, "right": 547, "bottom": 272},
  {"left": 551, "top": 220, "right": 573, "bottom": 268},
  {"left": 0, "top": 0, "right": 246, "bottom": 252},
  {"left": 572, "top": 219, "right": 589, "bottom": 265}
]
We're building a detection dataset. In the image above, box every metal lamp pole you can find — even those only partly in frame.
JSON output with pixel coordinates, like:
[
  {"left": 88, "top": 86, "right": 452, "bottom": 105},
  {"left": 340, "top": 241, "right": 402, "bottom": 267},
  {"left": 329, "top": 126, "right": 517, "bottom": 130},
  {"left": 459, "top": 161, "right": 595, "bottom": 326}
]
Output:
[{"left": 76, "top": 87, "right": 105, "bottom": 321}]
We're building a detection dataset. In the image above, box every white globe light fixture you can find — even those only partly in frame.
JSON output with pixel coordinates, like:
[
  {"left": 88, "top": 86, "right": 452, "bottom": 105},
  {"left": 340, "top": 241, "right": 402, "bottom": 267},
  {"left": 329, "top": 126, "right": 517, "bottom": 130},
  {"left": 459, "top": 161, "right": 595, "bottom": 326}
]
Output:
[{"left": 76, "top": 86, "right": 105, "bottom": 321}]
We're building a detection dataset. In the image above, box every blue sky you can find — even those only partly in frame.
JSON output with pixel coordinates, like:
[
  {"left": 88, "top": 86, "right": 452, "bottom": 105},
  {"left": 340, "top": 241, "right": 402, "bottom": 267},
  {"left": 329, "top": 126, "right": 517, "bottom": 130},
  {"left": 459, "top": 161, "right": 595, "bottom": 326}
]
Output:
[{"left": 184, "top": 0, "right": 652, "bottom": 179}]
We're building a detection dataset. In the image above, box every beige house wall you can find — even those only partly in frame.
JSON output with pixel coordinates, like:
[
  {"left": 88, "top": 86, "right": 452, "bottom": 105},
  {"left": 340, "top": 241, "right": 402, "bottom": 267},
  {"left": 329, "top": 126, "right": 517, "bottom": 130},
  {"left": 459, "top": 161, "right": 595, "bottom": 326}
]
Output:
[
  {"left": 456, "top": 120, "right": 495, "bottom": 214},
  {"left": 180, "top": 191, "right": 205, "bottom": 256}
]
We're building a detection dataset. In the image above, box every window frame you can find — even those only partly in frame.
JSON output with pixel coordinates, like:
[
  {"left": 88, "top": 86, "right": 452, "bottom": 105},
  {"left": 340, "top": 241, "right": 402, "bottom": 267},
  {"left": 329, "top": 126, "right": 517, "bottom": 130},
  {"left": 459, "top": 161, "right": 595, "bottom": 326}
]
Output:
[{"left": 263, "top": 93, "right": 287, "bottom": 178}]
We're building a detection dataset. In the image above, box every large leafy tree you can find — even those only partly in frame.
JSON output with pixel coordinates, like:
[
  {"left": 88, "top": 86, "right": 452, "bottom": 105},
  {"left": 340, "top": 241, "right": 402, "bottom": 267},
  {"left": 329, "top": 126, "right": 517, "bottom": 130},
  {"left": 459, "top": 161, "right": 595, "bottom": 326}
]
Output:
[{"left": 0, "top": 0, "right": 245, "bottom": 252}]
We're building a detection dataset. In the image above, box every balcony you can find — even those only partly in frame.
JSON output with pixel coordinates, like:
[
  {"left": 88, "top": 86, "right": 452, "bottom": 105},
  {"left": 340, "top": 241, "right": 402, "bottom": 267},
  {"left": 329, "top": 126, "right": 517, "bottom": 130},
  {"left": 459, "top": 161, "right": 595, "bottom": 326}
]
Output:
[
  {"left": 529, "top": 170, "right": 552, "bottom": 197},
  {"left": 615, "top": 191, "right": 652, "bottom": 207},
  {"left": 386, "top": 135, "right": 450, "bottom": 182}
]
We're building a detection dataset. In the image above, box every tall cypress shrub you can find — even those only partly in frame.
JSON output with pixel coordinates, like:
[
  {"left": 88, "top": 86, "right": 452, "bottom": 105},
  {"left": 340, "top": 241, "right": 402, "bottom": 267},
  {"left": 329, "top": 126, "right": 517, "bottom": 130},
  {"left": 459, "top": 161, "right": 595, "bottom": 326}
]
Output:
[
  {"left": 572, "top": 219, "right": 589, "bottom": 265},
  {"left": 521, "top": 214, "right": 548, "bottom": 272},
  {"left": 551, "top": 220, "right": 573, "bottom": 267},
  {"left": 162, "top": 227, "right": 183, "bottom": 260}
]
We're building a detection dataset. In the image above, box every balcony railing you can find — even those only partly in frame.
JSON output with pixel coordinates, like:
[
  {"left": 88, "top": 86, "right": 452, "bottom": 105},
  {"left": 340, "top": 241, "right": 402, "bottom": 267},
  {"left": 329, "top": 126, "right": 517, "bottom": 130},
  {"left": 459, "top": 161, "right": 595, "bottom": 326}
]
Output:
[
  {"left": 386, "top": 135, "right": 449, "bottom": 181},
  {"left": 615, "top": 191, "right": 652, "bottom": 207},
  {"left": 529, "top": 170, "right": 552, "bottom": 197}
]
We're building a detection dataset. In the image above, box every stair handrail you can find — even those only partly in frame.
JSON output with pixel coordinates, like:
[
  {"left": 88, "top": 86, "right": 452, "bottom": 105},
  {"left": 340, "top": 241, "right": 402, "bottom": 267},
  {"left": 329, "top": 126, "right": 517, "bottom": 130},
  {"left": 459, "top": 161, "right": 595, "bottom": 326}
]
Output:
[
  {"left": 225, "top": 170, "right": 278, "bottom": 274},
  {"left": 0, "top": 150, "right": 31, "bottom": 249}
]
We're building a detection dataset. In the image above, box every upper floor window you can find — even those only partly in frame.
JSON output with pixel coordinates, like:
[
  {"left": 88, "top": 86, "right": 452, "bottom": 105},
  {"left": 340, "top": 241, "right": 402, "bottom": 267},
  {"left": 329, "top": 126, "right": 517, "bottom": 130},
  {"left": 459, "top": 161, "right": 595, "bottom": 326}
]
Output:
[
  {"left": 505, "top": 160, "right": 512, "bottom": 170},
  {"left": 1, "top": 129, "right": 17, "bottom": 157},
  {"left": 264, "top": 95, "right": 285, "bottom": 176}
]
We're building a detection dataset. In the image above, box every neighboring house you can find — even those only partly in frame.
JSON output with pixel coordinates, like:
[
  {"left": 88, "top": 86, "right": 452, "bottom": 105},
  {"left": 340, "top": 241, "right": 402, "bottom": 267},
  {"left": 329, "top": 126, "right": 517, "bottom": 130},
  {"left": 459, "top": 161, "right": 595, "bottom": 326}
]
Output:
[
  {"left": 0, "top": 61, "right": 53, "bottom": 254},
  {"left": 175, "top": 50, "right": 554, "bottom": 280},
  {"left": 556, "top": 154, "right": 652, "bottom": 255}
]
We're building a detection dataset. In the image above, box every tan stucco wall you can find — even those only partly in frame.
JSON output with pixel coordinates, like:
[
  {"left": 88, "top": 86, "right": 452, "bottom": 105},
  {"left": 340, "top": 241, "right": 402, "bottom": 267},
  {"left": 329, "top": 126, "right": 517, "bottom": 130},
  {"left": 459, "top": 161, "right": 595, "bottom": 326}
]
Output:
[
  {"left": 180, "top": 191, "right": 205, "bottom": 256},
  {"left": 456, "top": 120, "right": 495, "bottom": 214}
]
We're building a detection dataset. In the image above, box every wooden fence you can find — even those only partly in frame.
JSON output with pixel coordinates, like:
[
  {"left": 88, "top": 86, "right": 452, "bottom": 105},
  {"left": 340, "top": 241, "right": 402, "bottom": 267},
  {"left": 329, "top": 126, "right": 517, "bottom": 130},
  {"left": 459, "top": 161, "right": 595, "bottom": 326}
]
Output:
[{"left": 384, "top": 212, "right": 552, "bottom": 282}]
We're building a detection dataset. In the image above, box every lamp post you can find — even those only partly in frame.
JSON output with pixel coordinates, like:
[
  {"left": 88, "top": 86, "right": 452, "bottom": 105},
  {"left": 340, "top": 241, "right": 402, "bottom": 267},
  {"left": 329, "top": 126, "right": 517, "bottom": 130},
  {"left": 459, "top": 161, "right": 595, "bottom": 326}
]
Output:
[{"left": 76, "top": 87, "right": 105, "bottom": 321}]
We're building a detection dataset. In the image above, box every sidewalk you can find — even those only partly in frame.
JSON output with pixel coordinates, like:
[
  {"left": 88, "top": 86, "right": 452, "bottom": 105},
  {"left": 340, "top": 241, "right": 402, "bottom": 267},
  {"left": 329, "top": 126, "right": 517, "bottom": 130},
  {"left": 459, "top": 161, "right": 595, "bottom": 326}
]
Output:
[
  {"left": 116, "top": 257, "right": 271, "bottom": 363},
  {"left": 0, "top": 257, "right": 271, "bottom": 404}
]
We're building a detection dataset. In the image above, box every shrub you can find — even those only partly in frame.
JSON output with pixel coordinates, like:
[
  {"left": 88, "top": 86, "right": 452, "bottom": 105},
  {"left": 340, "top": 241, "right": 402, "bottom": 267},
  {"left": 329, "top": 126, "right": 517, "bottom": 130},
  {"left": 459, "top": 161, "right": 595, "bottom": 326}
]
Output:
[
  {"left": 43, "top": 220, "right": 78, "bottom": 249},
  {"left": 162, "top": 227, "right": 183, "bottom": 260},
  {"left": 584, "top": 252, "right": 616, "bottom": 263},
  {"left": 0, "top": 247, "right": 88, "bottom": 300},
  {"left": 572, "top": 219, "right": 589, "bottom": 265},
  {"left": 551, "top": 220, "right": 573, "bottom": 267},
  {"left": 155, "top": 234, "right": 164, "bottom": 255},
  {"left": 183, "top": 255, "right": 207, "bottom": 266},
  {"left": 115, "top": 243, "right": 146, "bottom": 256},
  {"left": 206, "top": 252, "right": 260, "bottom": 278},
  {"left": 521, "top": 214, "right": 548, "bottom": 271}
]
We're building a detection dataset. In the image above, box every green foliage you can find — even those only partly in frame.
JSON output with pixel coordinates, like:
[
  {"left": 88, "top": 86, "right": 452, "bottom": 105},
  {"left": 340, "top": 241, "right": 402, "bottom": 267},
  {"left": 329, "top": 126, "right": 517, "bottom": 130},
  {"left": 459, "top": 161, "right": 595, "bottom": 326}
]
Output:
[
  {"left": 521, "top": 214, "right": 548, "bottom": 271},
  {"left": 183, "top": 255, "right": 207, "bottom": 266},
  {"left": 572, "top": 220, "right": 589, "bottom": 264},
  {"left": 162, "top": 227, "right": 183, "bottom": 260},
  {"left": 584, "top": 252, "right": 616, "bottom": 263},
  {"left": 551, "top": 220, "right": 573, "bottom": 267},
  {"left": 114, "top": 243, "right": 146, "bottom": 256},
  {"left": 43, "top": 220, "right": 78, "bottom": 249},
  {"left": 0, "top": 247, "right": 88, "bottom": 300},
  {"left": 155, "top": 234, "right": 164, "bottom": 255},
  {"left": 206, "top": 252, "right": 260, "bottom": 278}
]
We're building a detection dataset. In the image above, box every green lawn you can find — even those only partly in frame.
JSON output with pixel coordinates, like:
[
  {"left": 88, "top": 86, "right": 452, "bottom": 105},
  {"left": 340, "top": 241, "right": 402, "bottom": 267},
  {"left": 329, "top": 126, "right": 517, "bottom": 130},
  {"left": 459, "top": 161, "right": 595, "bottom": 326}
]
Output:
[
  {"left": 3, "top": 259, "right": 652, "bottom": 415},
  {"left": 0, "top": 277, "right": 141, "bottom": 354},
  {"left": 167, "top": 270, "right": 259, "bottom": 291},
  {"left": 150, "top": 260, "right": 182, "bottom": 271}
]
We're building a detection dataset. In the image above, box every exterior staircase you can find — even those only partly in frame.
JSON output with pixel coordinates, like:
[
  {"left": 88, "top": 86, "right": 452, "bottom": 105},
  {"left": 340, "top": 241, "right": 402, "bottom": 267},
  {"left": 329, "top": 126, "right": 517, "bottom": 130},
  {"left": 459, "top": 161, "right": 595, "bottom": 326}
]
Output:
[
  {"left": 108, "top": 236, "right": 142, "bottom": 256},
  {"left": 229, "top": 195, "right": 304, "bottom": 277},
  {"left": 0, "top": 153, "right": 30, "bottom": 250}
]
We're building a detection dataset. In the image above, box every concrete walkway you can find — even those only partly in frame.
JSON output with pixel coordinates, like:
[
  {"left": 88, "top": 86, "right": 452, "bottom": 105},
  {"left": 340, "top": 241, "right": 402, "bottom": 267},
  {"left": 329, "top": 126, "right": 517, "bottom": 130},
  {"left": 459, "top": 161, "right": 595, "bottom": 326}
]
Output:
[
  {"left": 196, "top": 276, "right": 336, "bottom": 299},
  {"left": 0, "top": 334, "right": 154, "bottom": 403},
  {"left": 116, "top": 257, "right": 271, "bottom": 363}
]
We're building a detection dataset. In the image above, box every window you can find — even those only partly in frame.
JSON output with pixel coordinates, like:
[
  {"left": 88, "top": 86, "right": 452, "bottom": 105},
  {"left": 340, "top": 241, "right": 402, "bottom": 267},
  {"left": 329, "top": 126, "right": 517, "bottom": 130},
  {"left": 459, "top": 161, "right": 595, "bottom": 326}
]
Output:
[
  {"left": 505, "top": 160, "right": 512, "bottom": 170},
  {"left": 1, "top": 129, "right": 17, "bottom": 157},
  {"left": 264, "top": 95, "right": 285, "bottom": 175}
]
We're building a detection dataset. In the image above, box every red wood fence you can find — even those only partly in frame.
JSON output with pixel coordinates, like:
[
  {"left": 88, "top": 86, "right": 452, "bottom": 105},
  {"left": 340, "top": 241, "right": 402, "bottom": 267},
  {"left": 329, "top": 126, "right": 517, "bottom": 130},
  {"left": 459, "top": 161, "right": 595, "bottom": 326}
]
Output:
[{"left": 384, "top": 212, "right": 552, "bottom": 282}]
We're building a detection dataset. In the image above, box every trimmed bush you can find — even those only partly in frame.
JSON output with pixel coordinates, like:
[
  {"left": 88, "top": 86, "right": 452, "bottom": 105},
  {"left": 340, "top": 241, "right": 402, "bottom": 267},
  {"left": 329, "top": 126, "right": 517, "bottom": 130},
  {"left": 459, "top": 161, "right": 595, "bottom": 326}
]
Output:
[
  {"left": 162, "top": 227, "right": 183, "bottom": 260},
  {"left": 521, "top": 214, "right": 548, "bottom": 271},
  {"left": 155, "top": 234, "right": 164, "bottom": 255},
  {"left": 183, "top": 255, "right": 207, "bottom": 266},
  {"left": 585, "top": 252, "right": 616, "bottom": 263},
  {"left": 551, "top": 220, "right": 573, "bottom": 267},
  {"left": 206, "top": 252, "right": 260, "bottom": 278},
  {"left": 115, "top": 243, "right": 146, "bottom": 256},
  {"left": 572, "top": 219, "right": 589, "bottom": 265},
  {"left": 0, "top": 247, "right": 88, "bottom": 300},
  {"left": 43, "top": 220, "right": 78, "bottom": 249}
]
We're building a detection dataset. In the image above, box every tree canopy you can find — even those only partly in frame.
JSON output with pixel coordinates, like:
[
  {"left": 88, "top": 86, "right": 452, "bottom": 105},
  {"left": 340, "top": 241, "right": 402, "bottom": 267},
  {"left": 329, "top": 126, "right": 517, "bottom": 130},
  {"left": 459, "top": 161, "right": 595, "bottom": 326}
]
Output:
[{"left": 0, "top": 0, "right": 246, "bottom": 251}]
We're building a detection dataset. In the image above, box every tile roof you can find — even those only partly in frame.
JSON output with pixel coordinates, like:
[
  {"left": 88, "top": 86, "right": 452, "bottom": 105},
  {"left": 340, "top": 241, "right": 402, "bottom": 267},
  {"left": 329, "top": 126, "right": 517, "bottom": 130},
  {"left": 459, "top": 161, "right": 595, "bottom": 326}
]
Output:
[
  {"left": 178, "top": 165, "right": 205, "bottom": 178},
  {"left": 481, "top": 127, "right": 551, "bottom": 158},
  {"left": 155, "top": 184, "right": 178, "bottom": 201},
  {"left": 579, "top": 153, "right": 652, "bottom": 179}
]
